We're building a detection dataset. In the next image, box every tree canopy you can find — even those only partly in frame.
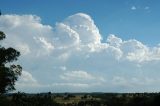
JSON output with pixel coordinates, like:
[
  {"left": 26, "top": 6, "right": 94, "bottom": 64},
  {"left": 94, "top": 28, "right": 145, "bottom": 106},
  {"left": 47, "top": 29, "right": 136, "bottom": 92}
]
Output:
[{"left": 0, "top": 31, "right": 22, "bottom": 94}]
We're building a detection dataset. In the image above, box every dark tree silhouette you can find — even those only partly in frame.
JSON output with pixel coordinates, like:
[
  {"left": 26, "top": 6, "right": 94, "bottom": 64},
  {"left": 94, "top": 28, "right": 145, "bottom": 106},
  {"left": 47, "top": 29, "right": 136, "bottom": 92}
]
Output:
[{"left": 0, "top": 31, "right": 22, "bottom": 94}]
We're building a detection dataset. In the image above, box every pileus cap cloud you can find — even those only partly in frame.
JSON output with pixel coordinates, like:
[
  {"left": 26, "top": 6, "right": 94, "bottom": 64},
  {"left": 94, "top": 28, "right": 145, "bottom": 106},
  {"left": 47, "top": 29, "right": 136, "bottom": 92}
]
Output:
[{"left": 63, "top": 13, "right": 102, "bottom": 45}]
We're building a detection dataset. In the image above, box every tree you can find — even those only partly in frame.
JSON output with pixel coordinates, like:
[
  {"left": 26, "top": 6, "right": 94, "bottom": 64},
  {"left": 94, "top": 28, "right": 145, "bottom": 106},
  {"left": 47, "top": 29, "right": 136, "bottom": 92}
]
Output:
[{"left": 0, "top": 31, "right": 22, "bottom": 94}]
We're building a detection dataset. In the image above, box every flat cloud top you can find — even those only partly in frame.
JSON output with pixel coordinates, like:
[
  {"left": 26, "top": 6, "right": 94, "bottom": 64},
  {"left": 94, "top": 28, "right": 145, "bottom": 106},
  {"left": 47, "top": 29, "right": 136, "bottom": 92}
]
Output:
[{"left": 0, "top": 13, "right": 160, "bottom": 93}]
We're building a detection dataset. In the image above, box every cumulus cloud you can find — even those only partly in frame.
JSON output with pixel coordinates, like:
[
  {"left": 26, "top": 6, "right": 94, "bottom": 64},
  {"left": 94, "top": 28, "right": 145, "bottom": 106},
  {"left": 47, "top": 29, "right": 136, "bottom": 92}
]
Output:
[
  {"left": 60, "top": 70, "right": 94, "bottom": 80},
  {"left": 107, "top": 34, "right": 122, "bottom": 47},
  {"left": 16, "top": 71, "right": 39, "bottom": 88},
  {"left": 1, "top": 13, "right": 160, "bottom": 92},
  {"left": 64, "top": 13, "right": 102, "bottom": 45},
  {"left": 0, "top": 14, "right": 54, "bottom": 57},
  {"left": 15, "top": 43, "right": 31, "bottom": 55},
  {"left": 60, "top": 70, "right": 105, "bottom": 82},
  {"left": 52, "top": 83, "right": 89, "bottom": 88},
  {"left": 53, "top": 23, "right": 80, "bottom": 48}
]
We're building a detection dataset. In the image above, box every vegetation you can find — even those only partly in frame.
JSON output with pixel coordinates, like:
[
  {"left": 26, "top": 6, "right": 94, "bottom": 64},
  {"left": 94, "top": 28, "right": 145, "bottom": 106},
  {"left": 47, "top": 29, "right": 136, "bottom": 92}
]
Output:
[
  {"left": 0, "top": 31, "right": 22, "bottom": 94},
  {"left": 1, "top": 92, "right": 160, "bottom": 106}
]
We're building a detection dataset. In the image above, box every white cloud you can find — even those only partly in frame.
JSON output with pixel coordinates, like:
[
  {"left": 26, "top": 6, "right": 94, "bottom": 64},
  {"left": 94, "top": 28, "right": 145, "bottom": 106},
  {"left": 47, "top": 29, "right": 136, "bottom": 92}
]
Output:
[
  {"left": 107, "top": 34, "right": 122, "bottom": 47},
  {"left": 64, "top": 13, "right": 102, "bottom": 44},
  {"left": 53, "top": 23, "right": 80, "bottom": 48},
  {"left": 1, "top": 13, "right": 160, "bottom": 92},
  {"left": 121, "top": 39, "right": 149, "bottom": 62},
  {"left": 60, "top": 70, "right": 94, "bottom": 80},
  {"left": 34, "top": 37, "right": 54, "bottom": 53},
  {"left": 16, "top": 71, "right": 39, "bottom": 89},
  {"left": 131, "top": 6, "right": 136, "bottom": 10},
  {"left": 0, "top": 14, "right": 53, "bottom": 57},
  {"left": 109, "top": 76, "right": 160, "bottom": 92},
  {"left": 20, "top": 71, "right": 37, "bottom": 83},
  {"left": 144, "top": 6, "right": 150, "bottom": 10},
  {"left": 60, "top": 66, "right": 67, "bottom": 71},
  {"left": 112, "top": 76, "right": 129, "bottom": 87},
  {"left": 52, "top": 83, "right": 89, "bottom": 88},
  {"left": 16, "top": 43, "right": 30, "bottom": 55},
  {"left": 130, "top": 6, "right": 150, "bottom": 11}
]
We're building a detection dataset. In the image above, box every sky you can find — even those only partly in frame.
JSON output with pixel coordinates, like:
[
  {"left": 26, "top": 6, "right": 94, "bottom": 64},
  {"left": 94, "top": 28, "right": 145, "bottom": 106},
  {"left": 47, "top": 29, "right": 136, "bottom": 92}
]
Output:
[
  {"left": 1, "top": 0, "right": 160, "bottom": 45},
  {"left": 1, "top": 0, "right": 160, "bottom": 93}
]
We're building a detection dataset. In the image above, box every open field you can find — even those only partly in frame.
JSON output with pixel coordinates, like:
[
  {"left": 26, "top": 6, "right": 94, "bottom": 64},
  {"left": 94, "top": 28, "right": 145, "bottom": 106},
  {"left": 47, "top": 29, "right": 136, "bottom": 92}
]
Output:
[{"left": 1, "top": 92, "right": 160, "bottom": 106}]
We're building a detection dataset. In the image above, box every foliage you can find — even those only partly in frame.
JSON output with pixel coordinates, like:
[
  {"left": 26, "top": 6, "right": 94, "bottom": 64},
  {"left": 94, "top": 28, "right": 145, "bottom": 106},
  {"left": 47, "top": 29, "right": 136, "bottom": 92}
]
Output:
[{"left": 0, "top": 31, "right": 22, "bottom": 94}]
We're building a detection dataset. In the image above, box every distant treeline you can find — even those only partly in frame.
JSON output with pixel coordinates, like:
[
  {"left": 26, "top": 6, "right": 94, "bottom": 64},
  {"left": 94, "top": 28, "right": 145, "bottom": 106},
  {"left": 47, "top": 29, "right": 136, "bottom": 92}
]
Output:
[{"left": 1, "top": 92, "right": 160, "bottom": 106}]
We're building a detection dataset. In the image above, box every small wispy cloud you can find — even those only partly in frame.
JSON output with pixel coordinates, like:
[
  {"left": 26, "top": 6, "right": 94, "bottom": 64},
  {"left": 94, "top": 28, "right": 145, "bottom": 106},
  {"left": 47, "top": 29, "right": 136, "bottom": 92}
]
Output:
[
  {"left": 131, "top": 5, "right": 150, "bottom": 12},
  {"left": 144, "top": 6, "right": 150, "bottom": 10},
  {"left": 131, "top": 6, "right": 136, "bottom": 10}
]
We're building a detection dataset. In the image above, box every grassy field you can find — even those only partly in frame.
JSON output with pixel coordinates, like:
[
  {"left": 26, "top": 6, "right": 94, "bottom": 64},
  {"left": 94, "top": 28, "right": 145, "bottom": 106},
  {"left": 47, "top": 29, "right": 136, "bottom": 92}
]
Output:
[
  {"left": 1, "top": 92, "right": 160, "bottom": 106},
  {"left": 54, "top": 94, "right": 101, "bottom": 104}
]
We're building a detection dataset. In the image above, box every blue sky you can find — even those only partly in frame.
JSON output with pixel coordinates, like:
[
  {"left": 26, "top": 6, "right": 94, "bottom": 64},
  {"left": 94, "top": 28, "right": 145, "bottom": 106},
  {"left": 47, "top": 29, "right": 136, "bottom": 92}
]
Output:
[
  {"left": 1, "top": 0, "right": 160, "bottom": 93},
  {"left": 1, "top": 0, "right": 160, "bottom": 46}
]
